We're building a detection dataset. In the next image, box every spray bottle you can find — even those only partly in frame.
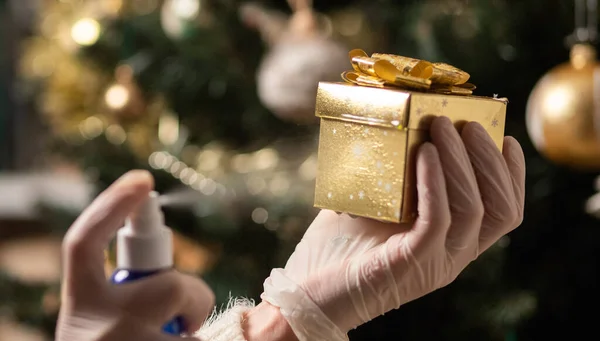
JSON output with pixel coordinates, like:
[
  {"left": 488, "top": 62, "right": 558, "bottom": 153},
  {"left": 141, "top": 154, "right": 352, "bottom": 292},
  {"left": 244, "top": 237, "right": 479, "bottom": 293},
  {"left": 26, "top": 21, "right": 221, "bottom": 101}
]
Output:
[{"left": 110, "top": 191, "right": 184, "bottom": 335}]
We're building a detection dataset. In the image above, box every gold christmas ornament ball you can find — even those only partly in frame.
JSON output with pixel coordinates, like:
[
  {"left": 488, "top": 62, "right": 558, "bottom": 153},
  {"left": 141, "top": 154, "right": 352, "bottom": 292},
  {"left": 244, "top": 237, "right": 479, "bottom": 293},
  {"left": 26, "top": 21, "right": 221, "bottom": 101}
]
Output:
[{"left": 526, "top": 44, "right": 600, "bottom": 169}]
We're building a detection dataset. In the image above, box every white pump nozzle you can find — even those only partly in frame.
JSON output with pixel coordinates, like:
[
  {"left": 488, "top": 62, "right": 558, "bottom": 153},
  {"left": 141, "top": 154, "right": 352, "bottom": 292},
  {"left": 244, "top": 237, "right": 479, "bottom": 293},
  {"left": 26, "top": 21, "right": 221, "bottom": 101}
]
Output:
[
  {"left": 116, "top": 191, "right": 173, "bottom": 271},
  {"left": 127, "top": 191, "right": 163, "bottom": 234}
]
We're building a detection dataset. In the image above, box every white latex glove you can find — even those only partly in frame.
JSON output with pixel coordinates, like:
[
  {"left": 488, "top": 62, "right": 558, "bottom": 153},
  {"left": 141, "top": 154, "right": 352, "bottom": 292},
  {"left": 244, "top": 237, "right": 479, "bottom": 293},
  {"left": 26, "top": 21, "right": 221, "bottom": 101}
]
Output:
[
  {"left": 262, "top": 117, "right": 526, "bottom": 341},
  {"left": 56, "top": 171, "right": 215, "bottom": 341}
]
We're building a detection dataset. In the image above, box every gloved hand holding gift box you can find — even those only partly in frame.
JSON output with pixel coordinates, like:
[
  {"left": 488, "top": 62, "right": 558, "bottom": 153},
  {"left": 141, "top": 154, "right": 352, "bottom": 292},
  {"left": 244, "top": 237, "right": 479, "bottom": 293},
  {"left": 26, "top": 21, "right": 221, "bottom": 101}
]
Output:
[{"left": 261, "top": 49, "right": 523, "bottom": 341}]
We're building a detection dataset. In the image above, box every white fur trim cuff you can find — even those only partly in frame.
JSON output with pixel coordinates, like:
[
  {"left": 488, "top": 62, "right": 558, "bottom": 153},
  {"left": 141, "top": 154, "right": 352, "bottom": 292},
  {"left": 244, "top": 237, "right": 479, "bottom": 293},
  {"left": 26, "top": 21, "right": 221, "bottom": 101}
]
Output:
[{"left": 194, "top": 298, "right": 255, "bottom": 341}]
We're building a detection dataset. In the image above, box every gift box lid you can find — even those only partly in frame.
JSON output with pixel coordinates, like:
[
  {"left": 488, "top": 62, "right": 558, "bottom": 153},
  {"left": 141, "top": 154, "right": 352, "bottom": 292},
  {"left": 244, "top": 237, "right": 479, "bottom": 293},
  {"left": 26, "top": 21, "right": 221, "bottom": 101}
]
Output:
[
  {"left": 315, "top": 82, "right": 411, "bottom": 129},
  {"left": 316, "top": 82, "right": 508, "bottom": 148}
]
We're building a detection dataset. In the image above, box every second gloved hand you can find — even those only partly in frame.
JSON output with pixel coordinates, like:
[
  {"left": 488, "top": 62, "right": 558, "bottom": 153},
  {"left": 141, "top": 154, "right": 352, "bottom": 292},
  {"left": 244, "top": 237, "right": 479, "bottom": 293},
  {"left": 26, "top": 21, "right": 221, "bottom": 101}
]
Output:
[{"left": 261, "top": 117, "right": 526, "bottom": 341}]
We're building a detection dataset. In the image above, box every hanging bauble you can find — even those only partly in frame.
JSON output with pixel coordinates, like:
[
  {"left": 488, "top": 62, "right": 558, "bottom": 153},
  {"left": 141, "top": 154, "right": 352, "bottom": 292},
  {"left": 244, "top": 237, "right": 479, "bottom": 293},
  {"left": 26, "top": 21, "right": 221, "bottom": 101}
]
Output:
[
  {"left": 104, "top": 64, "right": 146, "bottom": 120},
  {"left": 257, "top": 35, "right": 348, "bottom": 124},
  {"left": 526, "top": 43, "right": 600, "bottom": 169},
  {"left": 160, "top": 0, "right": 212, "bottom": 40},
  {"left": 242, "top": 1, "right": 348, "bottom": 124}
]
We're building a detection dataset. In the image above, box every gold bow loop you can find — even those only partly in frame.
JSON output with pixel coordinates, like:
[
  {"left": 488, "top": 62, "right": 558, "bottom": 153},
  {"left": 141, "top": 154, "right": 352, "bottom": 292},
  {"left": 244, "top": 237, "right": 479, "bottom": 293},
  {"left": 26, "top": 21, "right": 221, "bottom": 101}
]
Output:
[{"left": 341, "top": 49, "right": 476, "bottom": 95}]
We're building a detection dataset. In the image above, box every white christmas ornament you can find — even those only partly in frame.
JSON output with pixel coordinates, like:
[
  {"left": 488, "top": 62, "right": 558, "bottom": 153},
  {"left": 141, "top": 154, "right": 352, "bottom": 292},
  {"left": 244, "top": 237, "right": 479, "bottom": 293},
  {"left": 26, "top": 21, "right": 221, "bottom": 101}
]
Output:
[
  {"left": 257, "top": 37, "right": 347, "bottom": 124},
  {"left": 241, "top": 1, "right": 348, "bottom": 124}
]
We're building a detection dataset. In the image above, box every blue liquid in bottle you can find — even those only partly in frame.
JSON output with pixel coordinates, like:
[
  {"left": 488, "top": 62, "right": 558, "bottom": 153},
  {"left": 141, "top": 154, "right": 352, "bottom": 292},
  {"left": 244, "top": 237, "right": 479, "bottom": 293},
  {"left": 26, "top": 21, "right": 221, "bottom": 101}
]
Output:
[{"left": 110, "top": 269, "right": 184, "bottom": 335}]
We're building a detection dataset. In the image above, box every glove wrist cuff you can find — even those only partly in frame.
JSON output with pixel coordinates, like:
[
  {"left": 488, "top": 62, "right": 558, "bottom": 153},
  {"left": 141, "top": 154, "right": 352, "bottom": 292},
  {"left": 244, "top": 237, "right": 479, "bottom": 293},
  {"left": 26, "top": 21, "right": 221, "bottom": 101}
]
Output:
[{"left": 261, "top": 269, "right": 349, "bottom": 341}]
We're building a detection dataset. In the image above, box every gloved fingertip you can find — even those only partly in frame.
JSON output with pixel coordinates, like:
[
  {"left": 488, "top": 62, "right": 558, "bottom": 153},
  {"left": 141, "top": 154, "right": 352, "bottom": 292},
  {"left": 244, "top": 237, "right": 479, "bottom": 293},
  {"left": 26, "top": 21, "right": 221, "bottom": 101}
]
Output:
[
  {"left": 434, "top": 115, "right": 453, "bottom": 126},
  {"left": 430, "top": 116, "right": 451, "bottom": 138},
  {"left": 503, "top": 135, "right": 518, "bottom": 145},
  {"left": 502, "top": 137, "right": 525, "bottom": 168},
  {"left": 462, "top": 121, "right": 490, "bottom": 141},
  {"left": 419, "top": 142, "right": 438, "bottom": 159},
  {"left": 503, "top": 136, "right": 524, "bottom": 155}
]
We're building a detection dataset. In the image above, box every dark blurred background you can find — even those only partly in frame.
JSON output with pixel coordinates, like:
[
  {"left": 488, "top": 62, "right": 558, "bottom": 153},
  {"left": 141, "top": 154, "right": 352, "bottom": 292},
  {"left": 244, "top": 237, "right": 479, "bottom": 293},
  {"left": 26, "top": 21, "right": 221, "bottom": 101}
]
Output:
[{"left": 1, "top": 0, "right": 600, "bottom": 340}]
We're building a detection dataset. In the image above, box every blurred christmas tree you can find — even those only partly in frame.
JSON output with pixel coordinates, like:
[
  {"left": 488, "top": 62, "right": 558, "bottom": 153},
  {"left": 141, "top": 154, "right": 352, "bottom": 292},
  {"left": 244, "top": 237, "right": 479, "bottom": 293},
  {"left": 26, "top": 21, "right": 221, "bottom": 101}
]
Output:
[{"left": 6, "top": 0, "right": 600, "bottom": 340}]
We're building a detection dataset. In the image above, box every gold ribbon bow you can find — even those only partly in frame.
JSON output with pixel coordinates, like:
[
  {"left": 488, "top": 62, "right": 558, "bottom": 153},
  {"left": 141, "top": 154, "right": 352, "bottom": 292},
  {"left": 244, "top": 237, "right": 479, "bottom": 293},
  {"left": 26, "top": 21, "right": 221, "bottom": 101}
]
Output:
[{"left": 341, "top": 49, "right": 476, "bottom": 95}]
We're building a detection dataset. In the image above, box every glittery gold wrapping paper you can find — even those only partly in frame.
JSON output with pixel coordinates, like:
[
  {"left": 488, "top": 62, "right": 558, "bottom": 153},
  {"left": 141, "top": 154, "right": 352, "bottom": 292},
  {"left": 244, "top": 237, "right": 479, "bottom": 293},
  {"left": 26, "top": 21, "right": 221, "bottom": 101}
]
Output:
[{"left": 314, "top": 82, "right": 508, "bottom": 223}]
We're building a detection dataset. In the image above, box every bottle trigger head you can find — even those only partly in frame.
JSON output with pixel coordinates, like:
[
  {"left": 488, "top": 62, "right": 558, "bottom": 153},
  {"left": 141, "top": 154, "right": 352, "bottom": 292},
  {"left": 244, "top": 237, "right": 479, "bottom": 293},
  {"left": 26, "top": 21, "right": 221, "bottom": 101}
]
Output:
[{"left": 127, "top": 191, "right": 164, "bottom": 235}]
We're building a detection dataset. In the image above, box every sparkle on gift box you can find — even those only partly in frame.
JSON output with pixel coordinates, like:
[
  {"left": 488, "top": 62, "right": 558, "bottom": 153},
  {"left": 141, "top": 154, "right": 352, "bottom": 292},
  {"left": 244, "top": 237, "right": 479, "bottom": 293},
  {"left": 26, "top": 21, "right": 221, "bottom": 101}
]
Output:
[
  {"left": 491, "top": 119, "right": 499, "bottom": 127},
  {"left": 359, "top": 191, "right": 365, "bottom": 199},
  {"left": 352, "top": 144, "right": 364, "bottom": 156},
  {"left": 442, "top": 99, "right": 448, "bottom": 107},
  {"left": 361, "top": 104, "right": 374, "bottom": 116}
]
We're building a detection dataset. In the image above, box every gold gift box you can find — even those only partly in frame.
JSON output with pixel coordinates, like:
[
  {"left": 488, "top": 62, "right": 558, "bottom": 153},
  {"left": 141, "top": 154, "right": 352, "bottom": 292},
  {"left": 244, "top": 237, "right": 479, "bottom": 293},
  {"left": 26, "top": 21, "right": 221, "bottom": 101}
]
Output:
[{"left": 313, "top": 81, "right": 507, "bottom": 223}]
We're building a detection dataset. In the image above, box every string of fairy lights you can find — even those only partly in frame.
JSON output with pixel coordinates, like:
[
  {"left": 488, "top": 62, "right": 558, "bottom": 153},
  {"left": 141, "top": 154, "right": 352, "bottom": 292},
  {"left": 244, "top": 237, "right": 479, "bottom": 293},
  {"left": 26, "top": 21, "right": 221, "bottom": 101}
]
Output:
[{"left": 146, "top": 142, "right": 319, "bottom": 227}]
